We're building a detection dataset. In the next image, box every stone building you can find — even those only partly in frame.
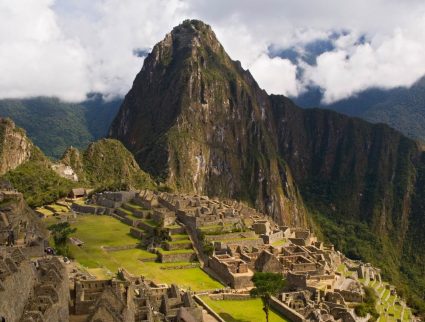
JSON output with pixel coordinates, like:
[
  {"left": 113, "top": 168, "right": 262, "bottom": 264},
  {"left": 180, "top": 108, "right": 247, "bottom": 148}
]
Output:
[
  {"left": 208, "top": 253, "right": 253, "bottom": 289},
  {"left": 0, "top": 249, "right": 69, "bottom": 322},
  {"left": 71, "top": 274, "right": 203, "bottom": 321}
]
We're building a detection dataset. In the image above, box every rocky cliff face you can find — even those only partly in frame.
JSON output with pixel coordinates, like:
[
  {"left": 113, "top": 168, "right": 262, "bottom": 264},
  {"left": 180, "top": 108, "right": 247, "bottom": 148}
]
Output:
[
  {"left": 270, "top": 96, "right": 419, "bottom": 250},
  {"left": 0, "top": 118, "right": 32, "bottom": 175},
  {"left": 110, "top": 20, "right": 425, "bottom": 311},
  {"left": 110, "top": 20, "right": 306, "bottom": 226}
]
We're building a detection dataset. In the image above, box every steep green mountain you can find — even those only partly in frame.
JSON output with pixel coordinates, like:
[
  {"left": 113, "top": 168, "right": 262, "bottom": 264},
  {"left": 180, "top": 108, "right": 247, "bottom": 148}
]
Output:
[
  {"left": 0, "top": 95, "right": 121, "bottom": 158},
  {"left": 294, "top": 76, "right": 425, "bottom": 143},
  {"left": 110, "top": 20, "right": 425, "bottom": 313},
  {"left": 60, "top": 139, "right": 155, "bottom": 191},
  {"left": 0, "top": 120, "right": 154, "bottom": 207},
  {"left": 110, "top": 19, "right": 307, "bottom": 226}
]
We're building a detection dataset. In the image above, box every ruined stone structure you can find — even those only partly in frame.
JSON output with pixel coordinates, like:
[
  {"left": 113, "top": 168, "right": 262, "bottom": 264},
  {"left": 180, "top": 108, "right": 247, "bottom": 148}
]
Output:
[
  {"left": 71, "top": 273, "right": 203, "bottom": 322},
  {"left": 0, "top": 249, "right": 69, "bottom": 322},
  {"left": 71, "top": 191, "right": 137, "bottom": 215},
  {"left": 69, "top": 189, "right": 402, "bottom": 321},
  {"left": 208, "top": 253, "right": 253, "bottom": 289}
]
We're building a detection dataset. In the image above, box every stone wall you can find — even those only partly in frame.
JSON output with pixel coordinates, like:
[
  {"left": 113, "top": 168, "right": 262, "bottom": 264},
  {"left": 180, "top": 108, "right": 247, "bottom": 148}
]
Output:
[
  {"left": 122, "top": 203, "right": 146, "bottom": 218},
  {"left": 335, "top": 289, "right": 363, "bottom": 303},
  {"left": 0, "top": 253, "right": 69, "bottom": 322},
  {"left": 204, "top": 231, "right": 256, "bottom": 242},
  {"left": 20, "top": 244, "right": 45, "bottom": 258},
  {"left": 193, "top": 295, "right": 226, "bottom": 322},
  {"left": 208, "top": 256, "right": 253, "bottom": 289},
  {"left": 162, "top": 241, "right": 193, "bottom": 251},
  {"left": 286, "top": 272, "right": 307, "bottom": 289},
  {"left": 0, "top": 255, "right": 36, "bottom": 322},
  {"left": 158, "top": 251, "right": 196, "bottom": 263},
  {"left": 209, "top": 293, "right": 251, "bottom": 301},
  {"left": 103, "top": 244, "right": 138, "bottom": 252},
  {"left": 130, "top": 227, "right": 144, "bottom": 239},
  {"left": 262, "top": 230, "right": 284, "bottom": 244},
  {"left": 137, "top": 221, "right": 156, "bottom": 234},
  {"left": 270, "top": 296, "right": 306, "bottom": 322},
  {"left": 72, "top": 203, "right": 113, "bottom": 215}
]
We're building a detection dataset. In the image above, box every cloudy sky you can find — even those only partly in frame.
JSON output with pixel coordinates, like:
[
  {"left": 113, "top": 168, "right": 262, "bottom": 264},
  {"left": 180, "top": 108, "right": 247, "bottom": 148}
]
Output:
[{"left": 2, "top": 0, "right": 425, "bottom": 103}]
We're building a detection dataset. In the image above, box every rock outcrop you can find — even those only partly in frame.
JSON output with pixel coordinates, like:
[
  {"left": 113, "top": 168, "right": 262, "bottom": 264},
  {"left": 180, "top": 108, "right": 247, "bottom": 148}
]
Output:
[{"left": 0, "top": 118, "right": 32, "bottom": 175}]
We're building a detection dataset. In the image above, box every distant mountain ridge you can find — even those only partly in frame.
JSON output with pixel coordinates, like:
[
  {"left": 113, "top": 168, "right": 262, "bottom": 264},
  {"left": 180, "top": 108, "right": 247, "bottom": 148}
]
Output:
[
  {"left": 0, "top": 95, "right": 122, "bottom": 158},
  {"left": 293, "top": 76, "right": 425, "bottom": 143}
]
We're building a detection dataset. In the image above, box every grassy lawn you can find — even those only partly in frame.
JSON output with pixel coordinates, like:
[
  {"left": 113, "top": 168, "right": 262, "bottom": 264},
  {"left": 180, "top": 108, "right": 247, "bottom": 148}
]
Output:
[
  {"left": 73, "top": 199, "right": 86, "bottom": 205},
  {"left": 118, "top": 207, "right": 133, "bottom": 215},
  {"left": 271, "top": 239, "right": 286, "bottom": 247},
  {"left": 157, "top": 248, "right": 194, "bottom": 254},
  {"left": 125, "top": 202, "right": 146, "bottom": 210},
  {"left": 219, "top": 237, "right": 260, "bottom": 243},
  {"left": 170, "top": 234, "right": 190, "bottom": 241},
  {"left": 126, "top": 213, "right": 141, "bottom": 221},
  {"left": 66, "top": 215, "right": 222, "bottom": 291},
  {"left": 201, "top": 296, "right": 290, "bottom": 322},
  {"left": 166, "top": 224, "right": 181, "bottom": 229},
  {"left": 167, "top": 239, "right": 192, "bottom": 245},
  {"left": 336, "top": 264, "right": 346, "bottom": 275},
  {"left": 142, "top": 219, "right": 158, "bottom": 227},
  {"left": 36, "top": 207, "right": 54, "bottom": 216}
]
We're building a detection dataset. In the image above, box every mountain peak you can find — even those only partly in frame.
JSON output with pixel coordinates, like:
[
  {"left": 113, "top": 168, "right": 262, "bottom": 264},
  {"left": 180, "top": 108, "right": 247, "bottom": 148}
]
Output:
[
  {"left": 172, "top": 19, "right": 213, "bottom": 35},
  {"left": 146, "top": 19, "right": 222, "bottom": 67},
  {"left": 110, "top": 20, "right": 307, "bottom": 226}
]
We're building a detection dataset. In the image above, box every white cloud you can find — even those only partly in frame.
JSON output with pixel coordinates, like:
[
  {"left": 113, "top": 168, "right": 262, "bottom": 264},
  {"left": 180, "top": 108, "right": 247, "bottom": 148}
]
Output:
[
  {"left": 0, "top": 0, "right": 89, "bottom": 101},
  {"left": 249, "top": 54, "right": 299, "bottom": 96},
  {"left": 305, "top": 16, "right": 425, "bottom": 103},
  {"left": 2, "top": 0, "right": 425, "bottom": 102}
]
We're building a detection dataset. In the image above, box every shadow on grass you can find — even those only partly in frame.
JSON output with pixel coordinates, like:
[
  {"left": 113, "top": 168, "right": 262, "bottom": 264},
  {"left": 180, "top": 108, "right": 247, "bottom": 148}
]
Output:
[{"left": 219, "top": 313, "right": 251, "bottom": 322}]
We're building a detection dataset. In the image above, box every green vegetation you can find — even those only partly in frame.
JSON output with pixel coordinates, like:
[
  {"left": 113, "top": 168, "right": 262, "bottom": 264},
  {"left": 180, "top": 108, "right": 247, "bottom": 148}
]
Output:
[
  {"left": 48, "top": 222, "right": 77, "bottom": 257},
  {"left": 156, "top": 248, "right": 194, "bottom": 255},
  {"left": 271, "top": 239, "right": 286, "bottom": 247},
  {"left": 60, "top": 139, "right": 156, "bottom": 192},
  {"left": 3, "top": 135, "right": 155, "bottom": 207},
  {"left": 363, "top": 278, "right": 413, "bottom": 321},
  {"left": 59, "top": 215, "right": 222, "bottom": 291},
  {"left": 310, "top": 208, "right": 425, "bottom": 316},
  {"left": 201, "top": 296, "right": 289, "bottom": 322},
  {"left": 75, "top": 139, "right": 155, "bottom": 190},
  {"left": 354, "top": 286, "right": 379, "bottom": 321},
  {"left": 250, "top": 272, "right": 286, "bottom": 322},
  {"left": 0, "top": 96, "right": 121, "bottom": 158},
  {"left": 35, "top": 207, "right": 54, "bottom": 216},
  {"left": 4, "top": 148, "right": 77, "bottom": 207}
]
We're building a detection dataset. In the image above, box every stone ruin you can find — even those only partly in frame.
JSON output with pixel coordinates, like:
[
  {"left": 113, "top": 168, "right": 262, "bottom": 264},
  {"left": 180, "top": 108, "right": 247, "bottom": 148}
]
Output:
[
  {"left": 71, "top": 270, "right": 203, "bottom": 322},
  {"left": 71, "top": 190, "right": 137, "bottom": 215},
  {"left": 0, "top": 248, "right": 69, "bottom": 322},
  {"left": 69, "top": 188, "right": 393, "bottom": 321}
]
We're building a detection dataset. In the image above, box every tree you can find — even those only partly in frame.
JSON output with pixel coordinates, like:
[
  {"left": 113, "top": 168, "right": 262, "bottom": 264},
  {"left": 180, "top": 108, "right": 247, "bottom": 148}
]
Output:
[
  {"left": 250, "top": 272, "right": 285, "bottom": 322},
  {"left": 48, "top": 222, "right": 77, "bottom": 257}
]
